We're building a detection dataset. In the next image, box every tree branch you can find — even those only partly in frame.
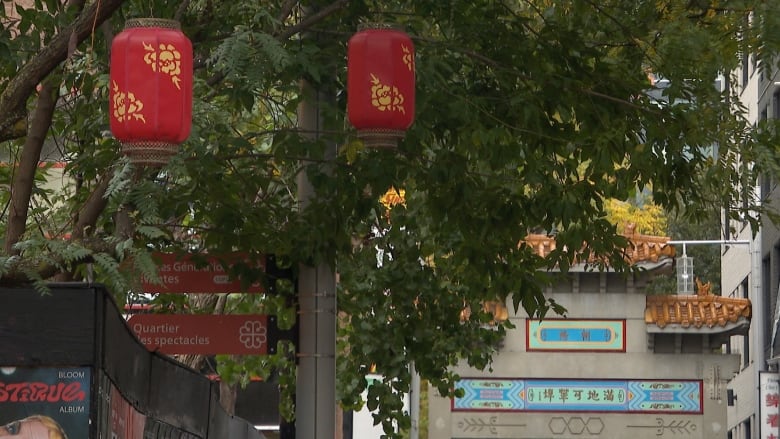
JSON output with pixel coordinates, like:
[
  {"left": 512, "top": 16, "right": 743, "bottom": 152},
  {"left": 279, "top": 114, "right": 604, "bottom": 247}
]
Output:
[
  {"left": 275, "top": 0, "right": 349, "bottom": 40},
  {"left": 0, "top": 0, "right": 128, "bottom": 142},
  {"left": 71, "top": 172, "right": 112, "bottom": 241},
  {"left": 174, "top": 0, "right": 191, "bottom": 22},
  {"left": 204, "top": 0, "right": 349, "bottom": 91},
  {"left": 51, "top": 171, "right": 112, "bottom": 282},
  {"left": 3, "top": 81, "right": 60, "bottom": 255},
  {"left": 277, "top": 0, "right": 298, "bottom": 25},
  {"left": 0, "top": 235, "right": 118, "bottom": 286}
]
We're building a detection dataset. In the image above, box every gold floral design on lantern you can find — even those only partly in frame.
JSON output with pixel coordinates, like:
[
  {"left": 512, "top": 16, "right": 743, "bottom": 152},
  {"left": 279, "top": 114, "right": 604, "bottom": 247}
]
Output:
[
  {"left": 143, "top": 42, "right": 183, "bottom": 89},
  {"left": 401, "top": 44, "right": 414, "bottom": 72},
  {"left": 370, "top": 73, "right": 405, "bottom": 114},
  {"left": 112, "top": 81, "right": 146, "bottom": 123}
]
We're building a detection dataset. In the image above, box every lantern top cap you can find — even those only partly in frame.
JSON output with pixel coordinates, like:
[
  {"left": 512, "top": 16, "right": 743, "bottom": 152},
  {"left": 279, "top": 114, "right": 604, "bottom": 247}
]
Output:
[{"left": 124, "top": 18, "right": 181, "bottom": 30}]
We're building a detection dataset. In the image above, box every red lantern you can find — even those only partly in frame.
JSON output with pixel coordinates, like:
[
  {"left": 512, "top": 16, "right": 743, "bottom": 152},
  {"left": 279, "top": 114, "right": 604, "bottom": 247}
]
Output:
[
  {"left": 110, "top": 18, "right": 192, "bottom": 166},
  {"left": 347, "top": 25, "right": 415, "bottom": 148}
]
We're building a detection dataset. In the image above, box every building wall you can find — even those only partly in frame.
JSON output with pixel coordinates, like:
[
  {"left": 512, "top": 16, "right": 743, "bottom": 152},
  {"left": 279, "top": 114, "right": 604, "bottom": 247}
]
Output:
[
  {"left": 728, "top": 363, "right": 758, "bottom": 436},
  {"left": 722, "top": 28, "right": 780, "bottom": 438},
  {"left": 428, "top": 286, "right": 740, "bottom": 439}
]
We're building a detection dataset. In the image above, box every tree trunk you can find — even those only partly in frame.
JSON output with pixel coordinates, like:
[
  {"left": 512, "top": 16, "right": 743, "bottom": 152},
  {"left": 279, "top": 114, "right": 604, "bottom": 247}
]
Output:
[
  {"left": 4, "top": 81, "right": 59, "bottom": 255},
  {"left": 219, "top": 376, "right": 238, "bottom": 415}
]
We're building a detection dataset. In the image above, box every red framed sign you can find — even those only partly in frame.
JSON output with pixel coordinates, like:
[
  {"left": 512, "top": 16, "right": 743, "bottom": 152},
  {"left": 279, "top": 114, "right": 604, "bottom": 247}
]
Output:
[
  {"left": 140, "top": 252, "right": 265, "bottom": 293},
  {"left": 128, "top": 314, "right": 273, "bottom": 355}
]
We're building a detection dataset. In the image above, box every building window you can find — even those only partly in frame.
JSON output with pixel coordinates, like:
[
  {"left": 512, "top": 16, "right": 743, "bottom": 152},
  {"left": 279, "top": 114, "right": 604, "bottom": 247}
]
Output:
[
  {"left": 773, "top": 91, "right": 780, "bottom": 119},
  {"left": 740, "top": 13, "right": 750, "bottom": 89},
  {"left": 724, "top": 204, "right": 731, "bottom": 242},
  {"left": 764, "top": 256, "right": 773, "bottom": 361},
  {"left": 726, "top": 282, "right": 749, "bottom": 367},
  {"left": 775, "top": 242, "right": 780, "bottom": 308},
  {"left": 761, "top": 172, "right": 772, "bottom": 198},
  {"left": 742, "top": 161, "right": 751, "bottom": 227}
]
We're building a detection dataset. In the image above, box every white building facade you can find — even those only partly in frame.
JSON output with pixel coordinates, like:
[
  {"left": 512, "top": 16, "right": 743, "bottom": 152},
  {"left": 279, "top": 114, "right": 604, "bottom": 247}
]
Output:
[{"left": 723, "top": 44, "right": 780, "bottom": 439}]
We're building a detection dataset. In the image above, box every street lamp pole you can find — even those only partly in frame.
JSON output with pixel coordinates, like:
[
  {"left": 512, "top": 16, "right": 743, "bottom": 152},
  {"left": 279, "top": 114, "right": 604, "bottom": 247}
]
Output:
[
  {"left": 669, "top": 237, "right": 766, "bottom": 435},
  {"left": 296, "top": 79, "right": 337, "bottom": 439},
  {"left": 666, "top": 239, "right": 751, "bottom": 247},
  {"left": 665, "top": 239, "right": 750, "bottom": 294}
]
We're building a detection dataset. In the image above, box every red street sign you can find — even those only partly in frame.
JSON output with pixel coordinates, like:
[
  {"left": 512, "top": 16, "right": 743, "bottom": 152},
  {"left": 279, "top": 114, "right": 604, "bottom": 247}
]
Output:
[
  {"left": 127, "top": 314, "right": 271, "bottom": 355},
  {"left": 141, "top": 252, "right": 265, "bottom": 293}
]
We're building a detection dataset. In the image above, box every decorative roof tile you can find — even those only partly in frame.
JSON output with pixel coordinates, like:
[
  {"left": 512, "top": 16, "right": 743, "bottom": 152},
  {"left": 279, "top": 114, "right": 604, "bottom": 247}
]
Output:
[
  {"left": 645, "top": 293, "right": 752, "bottom": 331},
  {"left": 464, "top": 227, "right": 752, "bottom": 333},
  {"left": 460, "top": 300, "right": 509, "bottom": 323},
  {"left": 522, "top": 227, "right": 752, "bottom": 335},
  {"left": 524, "top": 224, "right": 676, "bottom": 265}
]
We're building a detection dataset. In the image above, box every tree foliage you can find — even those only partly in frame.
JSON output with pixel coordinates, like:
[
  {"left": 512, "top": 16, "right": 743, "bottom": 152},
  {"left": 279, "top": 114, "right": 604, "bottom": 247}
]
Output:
[
  {"left": 605, "top": 197, "right": 667, "bottom": 235},
  {"left": 2, "top": 0, "right": 780, "bottom": 436}
]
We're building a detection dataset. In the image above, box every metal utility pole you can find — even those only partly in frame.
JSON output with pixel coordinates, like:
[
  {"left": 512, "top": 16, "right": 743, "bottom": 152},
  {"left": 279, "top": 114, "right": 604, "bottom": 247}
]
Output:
[
  {"left": 295, "top": 79, "right": 337, "bottom": 439},
  {"left": 410, "top": 362, "right": 420, "bottom": 439}
]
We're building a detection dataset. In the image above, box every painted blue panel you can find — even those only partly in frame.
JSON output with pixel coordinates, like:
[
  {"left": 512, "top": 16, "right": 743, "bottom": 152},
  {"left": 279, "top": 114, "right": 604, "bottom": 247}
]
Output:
[
  {"left": 527, "top": 320, "right": 624, "bottom": 351},
  {"left": 453, "top": 379, "right": 702, "bottom": 413}
]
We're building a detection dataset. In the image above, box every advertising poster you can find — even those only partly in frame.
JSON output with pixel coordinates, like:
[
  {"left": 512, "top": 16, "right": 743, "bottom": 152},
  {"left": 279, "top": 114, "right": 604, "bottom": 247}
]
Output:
[
  {"left": 0, "top": 366, "right": 91, "bottom": 439},
  {"left": 109, "top": 384, "right": 146, "bottom": 439}
]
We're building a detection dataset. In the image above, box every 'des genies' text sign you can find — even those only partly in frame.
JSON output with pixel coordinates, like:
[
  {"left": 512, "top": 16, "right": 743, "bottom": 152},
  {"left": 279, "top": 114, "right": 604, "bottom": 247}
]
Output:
[
  {"left": 128, "top": 314, "right": 274, "bottom": 355},
  {"left": 141, "top": 252, "right": 265, "bottom": 293}
]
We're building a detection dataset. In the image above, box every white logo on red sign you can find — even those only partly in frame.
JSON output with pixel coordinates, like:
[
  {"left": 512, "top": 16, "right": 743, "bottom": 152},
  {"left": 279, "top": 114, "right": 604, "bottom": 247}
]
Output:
[{"left": 239, "top": 320, "right": 267, "bottom": 349}]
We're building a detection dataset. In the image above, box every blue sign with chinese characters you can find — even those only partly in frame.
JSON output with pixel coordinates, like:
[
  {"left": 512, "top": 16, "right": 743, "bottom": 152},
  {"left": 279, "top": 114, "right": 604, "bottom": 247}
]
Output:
[
  {"left": 453, "top": 378, "right": 702, "bottom": 414},
  {"left": 527, "top": 319, "right": 625, "bottom": 351}
]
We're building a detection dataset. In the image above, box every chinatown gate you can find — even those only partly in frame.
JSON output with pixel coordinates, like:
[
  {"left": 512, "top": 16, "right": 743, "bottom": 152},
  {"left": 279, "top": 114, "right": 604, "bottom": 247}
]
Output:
[{"left": 429, "top": 228, "right": 753, "bottom": 439}]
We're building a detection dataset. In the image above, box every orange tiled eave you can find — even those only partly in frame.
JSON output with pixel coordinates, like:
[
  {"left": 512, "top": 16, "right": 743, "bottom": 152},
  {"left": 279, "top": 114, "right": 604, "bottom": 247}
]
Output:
[
  {"left": 645, "top": 294, "right": 752, "bottom": 330},
  {"left": 524, "top": 225, "right": 675, "bottom": 265}
]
